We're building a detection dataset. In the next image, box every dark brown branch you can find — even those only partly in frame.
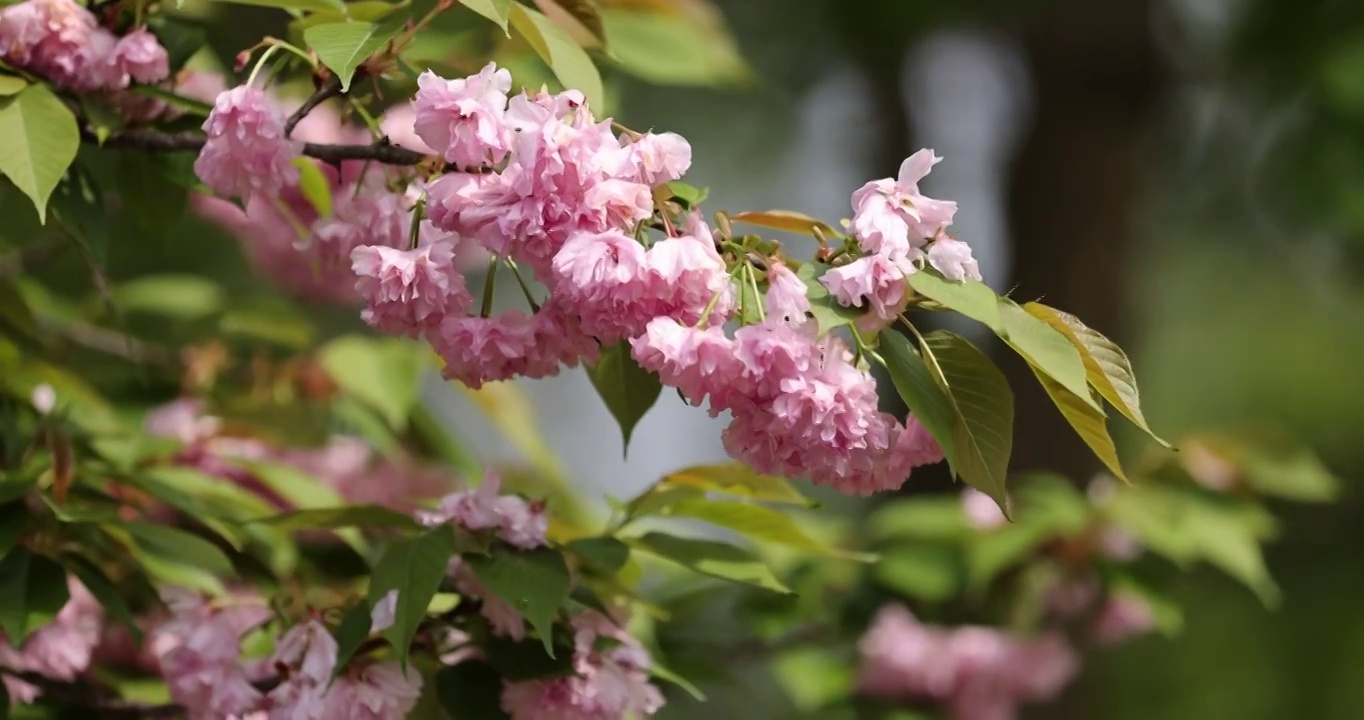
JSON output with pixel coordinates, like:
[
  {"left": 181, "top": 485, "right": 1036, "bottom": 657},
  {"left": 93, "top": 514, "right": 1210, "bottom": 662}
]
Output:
[
  {"left": 97, "top": 129, "right": 430, "bottom": 167},
  {"left": 284, "top": 76, "right": 343, "bottom": 138}
]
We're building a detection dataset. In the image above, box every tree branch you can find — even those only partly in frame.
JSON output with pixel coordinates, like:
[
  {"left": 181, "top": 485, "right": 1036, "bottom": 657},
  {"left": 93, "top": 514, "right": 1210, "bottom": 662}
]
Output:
[
  {"left": 284, "top": 76, "right": 343, "bottom": 138},
  {"left": 96, "top": 129, "right": 430, "bottom": 168}
]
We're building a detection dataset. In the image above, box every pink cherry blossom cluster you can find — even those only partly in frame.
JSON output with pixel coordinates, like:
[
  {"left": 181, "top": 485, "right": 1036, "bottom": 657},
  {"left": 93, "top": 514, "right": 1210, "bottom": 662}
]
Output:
[
  {"left": 0, "top": 576, "right": 103, "bottom": 704},
  {"left": 345, "top": 63, "right": 703, "bottom": 389},
  {"left": 632, "top": 261, "right": 944, "bottom": 494},
  {"left": 822, "top": 149, "right": 982, "bottom": 332},
  {"left": 151, "top": 589, "right": 422, "bottom": 719},
  {"left": 193, "top": 92, "right": 430, "bottom": 303},
  {"left": 0, "top": 0, "right": 168, "bottom": 92},
  {"left": 499, "top": 610, "right": 666, "bottom": 720},
  {"left": 145, "top": 398, "right": 453, "bottom": 510},
  {"left": 857, "top": 605, "right": 1079, "bottom": 720}
]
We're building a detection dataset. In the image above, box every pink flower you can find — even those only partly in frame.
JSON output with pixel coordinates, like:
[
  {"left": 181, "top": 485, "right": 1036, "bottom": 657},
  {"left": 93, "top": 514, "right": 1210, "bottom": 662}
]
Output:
[
  {"left": 266, "top": 620, "right": 338, "bottom": 720},
  {"left": 501, "top": 612, "right": 665, "bottom": 720},
  {"left": 551, "top": 230, "right": 652, "bottom": 342},
  {"left": 898, "top": 415, "right": 945, "bottom": 468},
  {"left": 321, "top": 662, "right": 423, "bottom": 720},
  {"left": 763, "top": 262, "right": 810, "bottom": 322},
  {"left": 417, "top": 471, "right": 547, "bottom": 549},
  {"left": 857, "top": 606, "right": 1079, "bottom": 720},
  {"left": 820, "top": 254, "right": 914, "bottom": 327},
  {"left": 195, "top": 86, "right": 302, "bottom": 198},
  {"left": 433, "top": 312, "right": 539, "bottom": 389},
  {"left": 631, "top": 318, "right": 739, "bottom": 412},
  {"left": 110, "top": 27, "right": 169, "bottom": 85},
  {"left": 850, "top": 149, "right": 958, "bottom": 257},
  {"left": 0, "top": 576, "right": 103, "bottom": 704},
  {"left": 1091, "top": 593, "right": 1156, "bottom": 645},
  {"left": 369, "top": 591, "right": 398, "bottom": 633},
  {"left": 962, "top": 488, "right": 1007, "bottom": 530},
  {"left": 619, "top": 132, "right": 692, "bottom": 186},
  {"left": 152, "top": 589, "right": 269, "bottom": 720},
  {"left": 412, "top": 64, "right": 512, "bottom": 167},
  {"left": 643, "top": 227, "right": 734, "bottom": 326},
  {"left": 927, "top": 236, "right": 982, "bottom": 282},
  {"left": 583, "top": 178, "right": 654, "bottom": 230},
  {"left": 0, "top": 0, "right": 122, "bottom": 91},
  {"left": 352, "top": 241, "right": 469, "bottom": 336}
]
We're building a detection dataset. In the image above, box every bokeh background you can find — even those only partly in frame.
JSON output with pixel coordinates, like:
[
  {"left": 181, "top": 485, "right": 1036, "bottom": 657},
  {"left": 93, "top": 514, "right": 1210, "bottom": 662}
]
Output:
[{"left": 9, "top": 0, "right": 1361, "bottom": 716}]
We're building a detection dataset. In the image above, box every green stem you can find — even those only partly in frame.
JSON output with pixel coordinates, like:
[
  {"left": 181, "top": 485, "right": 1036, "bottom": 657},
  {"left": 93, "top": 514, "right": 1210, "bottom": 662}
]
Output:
[
  {"left": 246, "top": 45, "right": 281, "bottom": 87},
  {"left": 744, "top": 262, "right": 765, "bottom": 323},
  {"left": 503, "top": 258, "right": 541, "bottom": 313},
  {"left": 347, "top": 96, "right": 383, "bottom": 139},
  {"left": 407, "top": 194, "right": 426, "bottom": 250},
  {"left": 479, "top": 256, "right": 499, "bottom": 318}
]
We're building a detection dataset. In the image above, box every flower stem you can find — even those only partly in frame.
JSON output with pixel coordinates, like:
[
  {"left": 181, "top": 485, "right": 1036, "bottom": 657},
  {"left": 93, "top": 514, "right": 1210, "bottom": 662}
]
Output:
[
  {"left": 504, "top": 258, "right": 541, "bottom": 314},
  {"left": 479, "top": 255, "right": 499, "bottom": 318},
  {"left": 407, "top": 194, "right": 425, "bottom": 250}
]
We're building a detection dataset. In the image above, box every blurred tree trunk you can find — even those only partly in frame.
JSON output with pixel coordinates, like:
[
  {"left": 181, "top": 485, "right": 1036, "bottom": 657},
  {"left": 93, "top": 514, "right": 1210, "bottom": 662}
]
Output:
[
  {"left": 1002, "top": 0, "right": 1167, "bottom": 482},
  {"left": 1003, "top": 2, "right": 1168, "bottom": 719}
]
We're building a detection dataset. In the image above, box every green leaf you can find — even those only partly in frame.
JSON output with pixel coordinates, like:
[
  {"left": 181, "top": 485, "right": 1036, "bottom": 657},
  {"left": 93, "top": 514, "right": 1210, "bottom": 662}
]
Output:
[
  {"left": 304, "top": 15, "right": 406, "bottom": 92},
  {"left": 124, "top": 522, "right": 236, "bottom": 576},
  {"left": 650, "top": 658, "right": 706, "bottom": 701},
  {"left": 664, "top": 497, "right": 869, "bottom": 560},
  {"left": 509, "top": 4, "right": 604, "bottom": 111},
  {"left": 319, "top": 335, "right": 424, "bottom": 430},
  {"left": 0, "top": 84, "right": 78, "bottom": 222},
  {"left": 251, "top": 504, "right": 420, "bottom": 530},
  {"left": 866, "top": 496, "right": 971, "bottom": 542},
  {"left": 0, "top": 549, "right": 69, "bottom": 643},
  {"left": 873, "top": 544, "right": 963, "bottom": 601},
  {"left": 63, "top": 555, "right": 140, "bottom": 642},
  {"left": 654, "top": 462, "right": 814, "bottom": 506},
  {"left": 998, "top": 300, "right": 1100, "bottom": 411},
  {"left": 922, "top": 331, "right": 1014, "bottom": 513},
  {"left": 879, "top": 331, "right": 961, "bottom": 477},
  {"left": 467, "top": 547, "right": 571, "bottom": 656},
  {"left": 662, "top": 181, "right": 707, "bottom": 208},
  {"left": 1105, "top": 486, "right": 1279, "bottom": 605},
  {"left": 599, "top": 8, "right": 749, "bottom": 87},
  {"left": 566, "top": 536, "right": 629, "bottom": 574},
  {"left": 629, "top": 531, "right": 791, "bottom": 593},
  {"left": 50, "top": 166, "right": 108, "bottom": 266},
  {"left": 436, "top": 660, "right": 512, "bottom": 719},
  {"left": 461, "top": 0, "right": 513, "bottom": 34},
  {"left": 586, "top": 341, "right": 661, "bottom": 454},
  {"left": 1201, "top": 431, "right": 1339, "bottom": 503},
  {"left": 908, "top": 270, "right": 1002, "bottom": 331},
  {"left": 291, "top": 157, "right": 334, "bottom": 217},
  {"left": 1023, "top": 302, "right": 1167, "bottom": 446},
  {"left": 133, "top": 466, "right": 275, "bottom": 522},
  {"left": 111, "top": 274, "right": 223, "bottom": 320},
  {"left": 1029, "top": 367, "right": 1127, "bottom": 481},
  {"left": 332, "top": 598, "right": 375, "bottom": 671},
  {"left": 211, "top": 0, "right": 347, "bottom": 14},
  {"left": 730, "top": 210, "right": 836, "bottom": 237},
  {"left": 534, "top": 0, "right": 606, "bottom": 47},
  {"left": 0, "top": 74, "right": 26, "bottom": 96},
  {"left": 367, "top": 527, "right": 457, "bottom": 667}
]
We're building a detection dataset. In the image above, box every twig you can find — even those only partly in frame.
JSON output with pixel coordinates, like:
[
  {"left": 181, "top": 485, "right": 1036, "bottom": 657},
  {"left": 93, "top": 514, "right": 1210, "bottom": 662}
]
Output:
[
  {"left": 96, "top": 128, "right": 432, "bottom": 168},
  {"left": 284, "top": 76, "right": 343, "bottom": 138},
  {"left": 37, "top": 316, "right": 178, "bottom": 367}
]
